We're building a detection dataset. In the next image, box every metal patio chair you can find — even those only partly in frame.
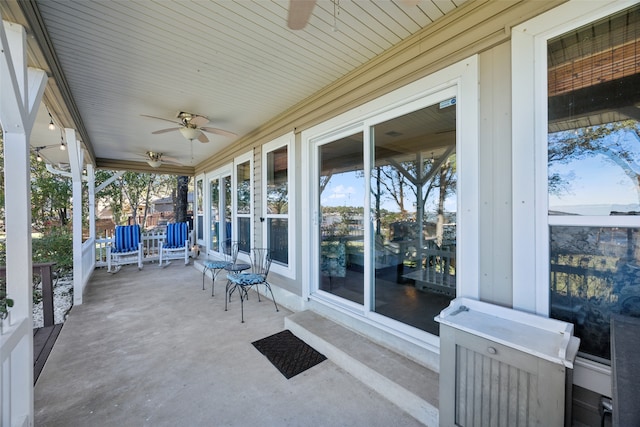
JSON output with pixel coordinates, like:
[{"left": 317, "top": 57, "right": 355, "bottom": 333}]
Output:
[
  {"left": 225, "top": 248, "right": 279, "bottom": 322},
  {"left": 202, "top": 239, "right": 237, "bottom": 296}
]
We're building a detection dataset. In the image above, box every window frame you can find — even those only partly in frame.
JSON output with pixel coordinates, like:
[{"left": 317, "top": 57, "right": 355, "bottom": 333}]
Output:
[
  {"left": 205, "top": 165, "right": 232, "bottom": 257},
  {"left": 195, "top": 174, "right": 205, "bottom": 246},
  {"left": 262, "top": 133, "right": 295, "bottom": 278},
  {"left": 301, "top": 55, "right": 479, "bottom": 347},
  {"left": 511, "top": 0, "right": 638, "bottom": 396},
  {"left": 233, "top": 151, "right": 253, "bottom": 262}
]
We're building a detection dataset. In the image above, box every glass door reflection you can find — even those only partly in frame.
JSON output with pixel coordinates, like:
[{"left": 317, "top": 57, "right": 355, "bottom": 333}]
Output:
[{"left": 318, "top": 132, "right": 365, "bottom": 305}]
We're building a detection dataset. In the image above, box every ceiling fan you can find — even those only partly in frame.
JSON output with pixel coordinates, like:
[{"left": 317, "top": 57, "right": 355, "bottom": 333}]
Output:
[
  {"left": 287, "top": 0, "right": 420, "bottom": 30},
  {"left": 144, "top": 151, "right": 182, "bottom": 168},
  {"left": 142, "top": 111, "right": 237, "bottom": 143}
]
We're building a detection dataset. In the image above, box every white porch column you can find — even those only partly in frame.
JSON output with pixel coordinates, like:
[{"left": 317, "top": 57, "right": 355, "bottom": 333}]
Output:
[
  {"left": 0, "top": 17, "right": 47, "bottom": 426},
  {"left": 66, "top": 128, "right": 85, "bottom": 305},
  {"left": 88, "top": 164, "right": 96, "bottom": 260}
]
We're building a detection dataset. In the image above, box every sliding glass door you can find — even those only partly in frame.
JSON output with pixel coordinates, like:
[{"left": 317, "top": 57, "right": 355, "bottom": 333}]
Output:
[
  {"left": 370, "top": 102, "right": 457, "bottom": 336},
  {"left": 313, "top": 88, "right": 460, "bottom": 335},
  {"left": 318, "top": 131, "right": 365, "bottom": 304}
]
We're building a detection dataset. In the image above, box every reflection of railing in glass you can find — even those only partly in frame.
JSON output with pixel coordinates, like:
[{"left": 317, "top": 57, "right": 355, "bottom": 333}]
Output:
[
  {"left": 400, "top": 241, "right": 456, "bottom": 296},
  {"left": 550, "top": 226, "right": 640, "bottom": 361},
  {"left": 237, "top": 218, "right": 250, "bottom": 253},
  {"left": 268, "top": 219, "right": 288, "bottom": 264}
]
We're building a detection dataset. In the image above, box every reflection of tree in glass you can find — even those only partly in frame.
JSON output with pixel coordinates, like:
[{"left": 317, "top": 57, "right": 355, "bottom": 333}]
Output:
[
  {"left": 548, "top": 120, "right": 640, "bottom": 199},
  {"left": 237, "top": 180, "right": 251, "bottom": 213},
  {"left": 373, "top": 152, "right": 456, "bottom": 246},
  {"left": 267, "top": 181, "right": 288, "bottom": 214}
]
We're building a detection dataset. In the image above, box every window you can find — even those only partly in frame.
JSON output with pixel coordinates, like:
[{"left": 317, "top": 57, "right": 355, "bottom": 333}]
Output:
[
  {"left": 512, "top": 0, "right": 638, "bottom": 392},
  {"left": 234, "top": 153, "right": 253, "bottom": 255},
  {"left": 546, "top": 6, "right": 640, "bottom": 363},
  {"left": 209, "top": 177, "right": 219, "bottom": 252},
  {"left": 207, "top": 168, "right": 232, "bottom": 255},
  {"left": 196, "top": 177, "right": 204, "bottom": 242},
  {"left": 263, "top": 133, "right": 294, "bottom": 277}
]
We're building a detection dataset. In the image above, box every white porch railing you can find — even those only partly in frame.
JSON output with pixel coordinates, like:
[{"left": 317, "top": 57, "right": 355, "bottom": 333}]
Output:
[
  {"left": 0, "top": 315, "right": 31, "bottom": 427},
  {"left": 95, "top": 229, "right": 195, "bottom": 268}
]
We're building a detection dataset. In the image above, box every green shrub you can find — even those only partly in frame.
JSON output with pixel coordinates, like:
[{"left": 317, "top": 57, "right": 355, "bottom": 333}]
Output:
[
  {"left": 0, "top": 279, "right": 14, "bottom": 320},
  {"left": 32, "top": 227, "right": 73, "bottom": 276}
]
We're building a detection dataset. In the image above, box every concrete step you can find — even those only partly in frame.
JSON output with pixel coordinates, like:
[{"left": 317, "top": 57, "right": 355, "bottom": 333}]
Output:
[{"left": 285, "top": 310, "right": 439, "bottom": 426}]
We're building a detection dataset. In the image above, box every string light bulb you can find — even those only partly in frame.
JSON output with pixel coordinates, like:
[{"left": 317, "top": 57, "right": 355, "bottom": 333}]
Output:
[
  {"left": 60, "top": 133, "right": 66, "bottom": 150},
  {"left": 46, "top": 107, "right": 55, "bottom": 130}
]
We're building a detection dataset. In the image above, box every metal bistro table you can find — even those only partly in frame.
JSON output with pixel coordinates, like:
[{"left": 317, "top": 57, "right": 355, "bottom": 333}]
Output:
[{"left": 224, "top": 262, "right": 251, "bottom": 311}]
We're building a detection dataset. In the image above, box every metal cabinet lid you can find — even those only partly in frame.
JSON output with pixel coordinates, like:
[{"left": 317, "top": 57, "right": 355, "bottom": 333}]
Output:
[{"left": 435, "top": 297, "right": 580, "bottom": 368}]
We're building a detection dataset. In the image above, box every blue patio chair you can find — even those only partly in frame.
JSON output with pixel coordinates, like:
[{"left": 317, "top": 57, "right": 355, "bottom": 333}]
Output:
[
  {"left": 225, "top": 248, "right": 279, "bottom": 323},
  {"left": 159, "top": 222, "right": 190, "bottom": 267},
  {"left": 202, "top": 239, "right": 237, "bottom": 296},
  {"left": 107, "top": 224, "right": 143, "bottom": 273}
]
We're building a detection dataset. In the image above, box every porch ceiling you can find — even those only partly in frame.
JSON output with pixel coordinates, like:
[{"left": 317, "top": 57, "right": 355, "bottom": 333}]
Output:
[{"left": 1, "top": 0, "right": 468, "bottom": 175}]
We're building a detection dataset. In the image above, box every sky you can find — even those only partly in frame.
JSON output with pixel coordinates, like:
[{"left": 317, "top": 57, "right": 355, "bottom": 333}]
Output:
[{"left": 548, "top": 127, "right": 640, "bottom": 215}]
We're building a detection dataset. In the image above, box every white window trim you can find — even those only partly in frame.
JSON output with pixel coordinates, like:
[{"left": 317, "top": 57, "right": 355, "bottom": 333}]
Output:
[
  {"left": 195, "top": 174, "right": 205, "bottom": 246},
  {"left": 511, "top": 0, "right": 637, "bottom": 397},
  {"left": 205, "top": 165, "right": 232, "bottom": 257},
  {"left": 233, "top": 151, "right": 254, "bottom": 263},
  {"left": 262, "top": 132, "right": 295, "bottom": 279},
  {"left": 301, "top": 55, "right": 479, "bottom": 344}
]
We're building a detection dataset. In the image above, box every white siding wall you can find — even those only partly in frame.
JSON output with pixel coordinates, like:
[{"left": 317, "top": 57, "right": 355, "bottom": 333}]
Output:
[{"left": 478, "top": 42, "right": 513, "bottom": 307}]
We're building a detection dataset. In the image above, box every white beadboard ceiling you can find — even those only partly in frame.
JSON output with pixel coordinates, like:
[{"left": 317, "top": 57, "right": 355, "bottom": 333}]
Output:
[{"left": 10, "top": 0, "right": 468, "bottom": 172}]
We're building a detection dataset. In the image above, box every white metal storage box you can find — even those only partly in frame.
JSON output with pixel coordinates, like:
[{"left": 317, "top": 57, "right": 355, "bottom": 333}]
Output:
[{"left": 435, "top": 298, "right": 580, "bottom": 427}]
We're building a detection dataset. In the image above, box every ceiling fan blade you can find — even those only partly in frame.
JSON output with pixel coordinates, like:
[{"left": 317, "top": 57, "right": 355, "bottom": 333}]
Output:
[
  {"left": 288, "top": 0, "right": 316, "bottom": 30},
  {"left": 197, "top": 133, "right": 209, "bottom": 143},
  {"left": 162, "top": 156, "right": 183, "bottom": 165},
  {"left": 151, "top": 127, "right": 181, "bottom": 135},
  {"left": 201, "top": 127, "right": 238, "bottom": 138},
  {"left": 141, "top": 114, "right": 180, "bottom": 124},
  {"left": 189, "top": 115, "right": 209, "bottom": 127}
]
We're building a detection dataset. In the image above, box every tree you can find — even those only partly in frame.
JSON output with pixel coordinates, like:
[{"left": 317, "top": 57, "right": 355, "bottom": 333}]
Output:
[
  {"left": 174, "top": 175, "right": 189, "bottom": 223},
  {"left": 96, "top": 171, "right": 174, "bottom": 229},
  {"left": 96, "top": 170, "right": 125, "bottom": 225},
  {"left": 30, "top": 154, "right": 72, "bottom": 230}
]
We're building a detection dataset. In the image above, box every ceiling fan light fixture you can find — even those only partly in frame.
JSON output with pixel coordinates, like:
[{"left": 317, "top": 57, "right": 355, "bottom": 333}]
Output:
[
  {"left": 146, "top": 151, "right": 163, "bottom": 168},
  {"left": 179, "top": 126, "right": 201, "bottom": 141}
]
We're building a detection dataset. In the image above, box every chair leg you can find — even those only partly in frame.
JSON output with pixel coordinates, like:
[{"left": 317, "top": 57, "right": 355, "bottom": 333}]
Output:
[
  {"left": 211, "top": 269, "right": 220, "bottom": 297},
  {"left": 225, "top": 280, "right": 233, "bottom": 312},
  {"left": 264, "top": 282, "right": 279, "bottom": 313},
  {"left": 239, "top": 285, "right": 247, "bottom": 323},
  {"left": 202, "top": 267, "right": 208, "bottom": 290}
]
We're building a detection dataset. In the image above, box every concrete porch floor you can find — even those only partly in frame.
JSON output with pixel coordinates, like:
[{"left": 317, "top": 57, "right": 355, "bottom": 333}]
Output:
[{"left": 34, "top": 263, "right": 426, "bottom": 426}]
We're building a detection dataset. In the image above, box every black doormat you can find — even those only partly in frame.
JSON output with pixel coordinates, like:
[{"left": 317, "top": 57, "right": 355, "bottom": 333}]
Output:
[{"left": 252, "top": 330, "right": 327, "bottom": 379}]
